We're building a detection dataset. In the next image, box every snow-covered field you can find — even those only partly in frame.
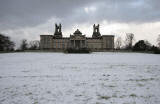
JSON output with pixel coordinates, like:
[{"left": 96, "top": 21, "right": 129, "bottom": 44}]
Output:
[{"left": 0, "top": 52, "right": 160, "bottom": 104}]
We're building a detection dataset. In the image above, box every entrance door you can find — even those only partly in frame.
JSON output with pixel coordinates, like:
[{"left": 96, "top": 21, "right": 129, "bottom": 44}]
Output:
[{"left": 75, "top": 40, "right": 80, "bottom": 49}]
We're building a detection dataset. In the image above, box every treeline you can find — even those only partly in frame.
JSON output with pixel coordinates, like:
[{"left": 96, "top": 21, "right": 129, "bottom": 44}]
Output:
[
  {"left": 0, "top": 33, "right": 40, "bottom": 52},
  {"left": 17, "top": 39, "right": 40, "bottom": 51},
  {"left": 0, "top": 34, "right": 15, "bottom": 51},
  {"left": 1, "top": 33, "right": 160, "bottom": 54},
  {"left": 115, "top": 33, "right": 160, "bottom": 54}
]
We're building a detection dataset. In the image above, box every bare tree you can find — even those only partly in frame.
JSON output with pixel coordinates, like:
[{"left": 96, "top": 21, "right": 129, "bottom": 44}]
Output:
[
  {"left": 29, "top": 40, "right": 40, "bottom": 50},
  {"left": 115, "top": 37, "right": 122, "bottom": 49},
  {"left": 20, "top": 39, "right": 28, "bottom": 51},
  {"left": 157, "top": 34, "right": 160, "bottom": 49},
  {"left": 125, "top": 33, "right": 135, "bottom": 49}
]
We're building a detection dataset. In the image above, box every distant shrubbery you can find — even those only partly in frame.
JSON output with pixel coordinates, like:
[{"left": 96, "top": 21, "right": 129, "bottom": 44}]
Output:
[
  {"left": 115, "top": 33, "right": 160, "bottom": 54},
  {"left": 132, "top": 40, "right": 151, "bottom": 51},
  {"left": 65, "top": 48, "right": 90, "bottom": 53},
  {"left": 132, "top": 40, "right": 160, "bottom": 54}
]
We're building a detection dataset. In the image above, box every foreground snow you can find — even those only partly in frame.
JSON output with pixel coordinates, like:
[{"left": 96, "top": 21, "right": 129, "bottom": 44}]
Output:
[{"left": 0, "top": 52, "right": 160, "bottom": 104}]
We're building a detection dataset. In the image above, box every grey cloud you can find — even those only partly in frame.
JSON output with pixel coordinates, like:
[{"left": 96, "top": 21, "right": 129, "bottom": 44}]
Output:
[
  {"left": 0, "top": 0, "right": 160, "bottom": 31},
  {"left": 63, "top": 0, "right": 160, "bottom": 25},
  {"left": 0, "top": 0, "right": 94, "bottom": 30}
]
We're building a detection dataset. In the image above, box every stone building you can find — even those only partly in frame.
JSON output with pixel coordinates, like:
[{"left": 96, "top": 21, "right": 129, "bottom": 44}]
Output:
[{"left": 40, "top": 24, "right": 114, "bottom": 51}]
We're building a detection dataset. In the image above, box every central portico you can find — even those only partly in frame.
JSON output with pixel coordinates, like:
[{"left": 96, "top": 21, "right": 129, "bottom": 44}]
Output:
[{"left": 69, "top": 29, "right": 86, "bottom": 49}]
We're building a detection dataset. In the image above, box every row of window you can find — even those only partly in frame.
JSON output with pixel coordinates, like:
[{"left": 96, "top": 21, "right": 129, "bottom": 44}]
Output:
[
  {"left": 87, "top": 43, "right": 102, "bottom": 48},
  {"left": 52, "top": 42, "right": 67, "bottom": 49},
  {"left": 41, "top": 39, "right": 113, "bottom": 49},
  {"left": 53, "top": 39, "right": 69, "bottom": 43}
]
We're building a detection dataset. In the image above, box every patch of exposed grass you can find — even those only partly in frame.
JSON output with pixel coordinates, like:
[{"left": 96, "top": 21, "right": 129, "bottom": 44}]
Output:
[
  {"left": 130, "top": 94, "right": 137, "bottom": 97},
  {"left": 146, "top": 87, "right": 150, "bottom": 90},
  {"left": 96, "top": 102, "right": 104, "bottom": 104},
  {"left": 98, "top": 95, "right": 111, "bottom": 100},
  {"left": 25, "top": 92, "right": 32, "bottom": 96},
  {"left": 22, "top": 70, "right": 29, "bottom": 73},
  {"left": 119, "top": 95, "right": 126, "bottom": 98},
  {"left": 47, "top": 91, "right": 51, "bottom": 94},
  {"left": 75, "top": 94, "right": 82, "bottom": 97},
  {"left": 127, "top": 78, "right": 154, "bottom": 82},
  {"left": 108, "top": 85, "right": 116, "bottom": 88},
  {"left": 136, "top": 78, "right": 154, "bottom": 81},
  {"left": 23, "top": 85, "right": 27, "bottom": 87},
  {"left": 112, "top": 94, "right": 117, "bottom": 98},
  {"left": 33, "top": 101, "right": 38, "bottom": 104},
  {"left": 137, "top": 83, "right": 144, "bottom": 87}
]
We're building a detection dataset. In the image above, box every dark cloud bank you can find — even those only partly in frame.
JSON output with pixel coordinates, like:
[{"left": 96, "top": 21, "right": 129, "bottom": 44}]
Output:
[{"left": 0, "top": 0, "right": 160, "bottom": 31}]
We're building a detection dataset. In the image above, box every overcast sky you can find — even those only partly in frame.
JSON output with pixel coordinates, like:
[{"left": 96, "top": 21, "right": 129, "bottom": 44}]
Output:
[{"left": 0, "top": 0, "right": 160, "bottom": 47}]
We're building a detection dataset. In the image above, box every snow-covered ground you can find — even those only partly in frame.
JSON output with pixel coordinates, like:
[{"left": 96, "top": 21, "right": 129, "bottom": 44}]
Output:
[{"left": 0, "top": 52, "right": 160, "bottom": 104}]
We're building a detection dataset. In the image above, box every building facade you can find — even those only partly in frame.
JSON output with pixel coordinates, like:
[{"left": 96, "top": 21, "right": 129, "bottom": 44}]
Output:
[{"left": 40, "top": 24, "right": 114, "bottom": 51}]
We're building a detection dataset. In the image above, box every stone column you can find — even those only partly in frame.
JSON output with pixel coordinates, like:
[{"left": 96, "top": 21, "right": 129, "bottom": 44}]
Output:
[
  {"left": 74, "top": 40, "right": 75, "bottom": 48},
  {"left": 80, "top": 40, "right": 82, "bottom": 48}
]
